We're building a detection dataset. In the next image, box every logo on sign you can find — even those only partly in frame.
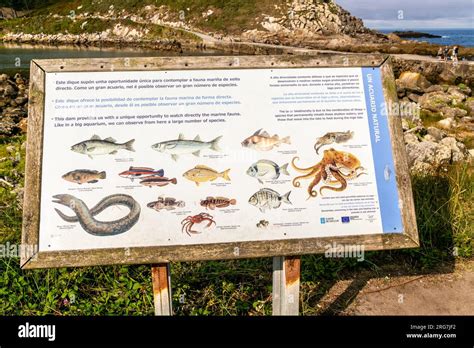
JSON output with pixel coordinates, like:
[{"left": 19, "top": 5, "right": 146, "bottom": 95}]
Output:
[
  {"left": 320, "top": 218, "right": 326, "bottom": 224},
  {"left": 341, "top": 216, "right": 350, "bottom": 223}
]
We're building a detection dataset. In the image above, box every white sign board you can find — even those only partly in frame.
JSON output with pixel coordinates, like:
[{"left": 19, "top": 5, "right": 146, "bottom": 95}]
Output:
[{"left": 38, "top": 66, "right": 402, "bottom": 252}]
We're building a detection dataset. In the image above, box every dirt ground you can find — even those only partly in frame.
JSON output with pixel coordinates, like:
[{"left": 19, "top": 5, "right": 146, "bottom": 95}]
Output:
[
  {"left": 306, "top": 260, "right": 474, "bottom": 315},
  {"left": 347, "top": 261, "right": 474, "bottom": 315}
]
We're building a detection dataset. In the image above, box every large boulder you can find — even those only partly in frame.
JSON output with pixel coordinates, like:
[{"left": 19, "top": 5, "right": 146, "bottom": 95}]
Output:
[
  {"left": 447, "top": 86, "right": 468, "bottom": 103},
  {"left": 418, "top": 91, "right": 452, "bottom": 113},
  {"left": 405, "top": 136, "right": 469, "bottom": 173},
  {"left": 0, "top": 115, "right": 18, "bottom": 136},
  {"left": 396, "top": 71, "right": 432, "bottom": 93},
  {"left": 425, "top": 85, "right": 448, "bottom": 93},
  {"left": 437, "top": 117, "right": 457, "bottom": 130},
  {"left": 440, "top": 106, "right": 468, "bottom": 119},
  {"left": 405, "top": 141, "right": 451, "bottom": 168},
  {"left": 426, "top": 126, "right": 446, "bottom": 142},
  {"left": 439, "top": 137, "right": 469, "bottom": 162},
  {"left": 466, "top": 98, "right": 474, "bottom": 116}
]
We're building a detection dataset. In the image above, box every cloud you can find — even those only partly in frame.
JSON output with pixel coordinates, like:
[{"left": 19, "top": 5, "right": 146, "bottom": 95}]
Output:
[{"left": 335, "top": 0, "right": 473, "bottom": 28}]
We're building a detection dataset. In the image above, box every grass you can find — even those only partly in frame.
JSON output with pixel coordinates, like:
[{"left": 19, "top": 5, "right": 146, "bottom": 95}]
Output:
[
  {"left": 0, "top": 132, "right": 472, "bottom": 315},
  {"left": 419, "top": 109, "right": 443, "bottom": 126}
]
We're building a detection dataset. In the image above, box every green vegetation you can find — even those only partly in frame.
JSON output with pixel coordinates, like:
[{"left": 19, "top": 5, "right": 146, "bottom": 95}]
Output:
[
  {"left": 0, "top": 133, "right": 472, "bottom": 315},
  {"left": 0, "top": 0, "right": 281, "bottom": 35},
  {"left": 420, "top": 109, "right": 443, "bottom": 126},
  {"left": 0, "top": 15, "right": 200, "bottom": 42}
]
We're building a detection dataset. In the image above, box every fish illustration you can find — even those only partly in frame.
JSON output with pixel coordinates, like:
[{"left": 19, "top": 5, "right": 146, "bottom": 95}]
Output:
[
  {"left": 71, "top": 135, "right": 135, "bottom": 158},
  {"left": 247, "top": 160, "right": 290, "bottom": 184},
  {"left": 62, "top": 169, "right": 106, "bottom": 184},
  {"left": 241, "top": 129, "right": 290, "bottom": 151},
  {"left": 147, "top": 197, "right": 185, "bottom": 211},
  {"left": 151, "top": 134, "right": 222, "bottom": 161},
  {"left": 200, "top": 196, "right": 237, "bottom": 210},
  {"left": 139, "top": 176, "right": 177, "bottom": 187},
  {"left": 248, "top": 188, "right": 292, "bottom": 213},
  {"left": 314, "top": 131, "right": 354, "bottom": 154},
  {"left": 119, "top": 166, "right": 165, "bottom": 181},
  {"left": 183, "top": 165, "right": 230, "bottom": 186}
]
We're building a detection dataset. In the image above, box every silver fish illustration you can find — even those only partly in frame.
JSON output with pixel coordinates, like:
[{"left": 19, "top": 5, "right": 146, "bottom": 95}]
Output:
[
  {"left": 248, "top": 188, "right": 292, "bottom": 213},
  {"left": 247, "top": 160, "right": 290, "bottom": 184},
  {"left": 314, "top": 131, "right": 354, "bottom": 154},
  {"left": 151, "top": 134, "right": 222, "bottom": 161},
  {"left": 71, "top": 135, "right": 135, "bottom": 159}
]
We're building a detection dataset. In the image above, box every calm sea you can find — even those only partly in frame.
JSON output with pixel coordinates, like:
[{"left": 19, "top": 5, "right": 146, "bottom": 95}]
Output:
[{"left": 379, "top": 28, "right": 474, "bottom": 48}]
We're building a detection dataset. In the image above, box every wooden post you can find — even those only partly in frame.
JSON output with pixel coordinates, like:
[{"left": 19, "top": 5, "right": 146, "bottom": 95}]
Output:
[
  {"left": 151, "top": 263, "right": 173, "bottom": 315},
  {"left": 272, "top": 256, "right": 301, "bottom": 315}
]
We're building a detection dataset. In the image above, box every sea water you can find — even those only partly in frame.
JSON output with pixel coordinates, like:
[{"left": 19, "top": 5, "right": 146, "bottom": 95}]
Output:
[{"left": 379, "top": 28, "right": 474, "bottom": 48}]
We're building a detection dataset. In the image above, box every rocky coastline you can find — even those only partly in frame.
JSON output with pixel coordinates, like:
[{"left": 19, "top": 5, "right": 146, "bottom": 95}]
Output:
[{"left": 2, "top": 1, "right": 473, "bottom": 58}]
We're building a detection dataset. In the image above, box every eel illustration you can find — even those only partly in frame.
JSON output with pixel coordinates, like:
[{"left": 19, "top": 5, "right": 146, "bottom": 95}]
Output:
[{"left": 53, "top": 194, "right": 141, "bottom": 236}]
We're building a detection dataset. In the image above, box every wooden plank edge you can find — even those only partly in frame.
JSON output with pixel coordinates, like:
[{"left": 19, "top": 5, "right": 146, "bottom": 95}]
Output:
[{"left": 20, "top": 60, "right": 45, "bottom": 268}]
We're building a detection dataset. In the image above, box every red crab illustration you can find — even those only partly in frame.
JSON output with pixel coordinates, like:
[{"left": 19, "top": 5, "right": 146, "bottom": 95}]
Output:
[{"left": 181, "top": 213, "right": 216, "bottom": 236}]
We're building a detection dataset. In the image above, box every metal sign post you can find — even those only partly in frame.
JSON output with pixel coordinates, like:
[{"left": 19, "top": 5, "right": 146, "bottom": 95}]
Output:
[{"left": 272, "top": 256, "right": 301, "bottom": 315}]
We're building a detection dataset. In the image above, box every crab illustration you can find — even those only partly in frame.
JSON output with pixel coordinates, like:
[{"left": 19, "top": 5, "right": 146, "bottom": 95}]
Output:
[
  {"left": 292, "top": 148, "right": 366, "bottom": 199},
  {"left": 181, "top": 212, "right": 216, "bottom": 236}
]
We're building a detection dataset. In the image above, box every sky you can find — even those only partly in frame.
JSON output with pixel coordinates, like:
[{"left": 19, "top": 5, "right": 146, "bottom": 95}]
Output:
[{"left": 335, "top": 0, "right": 473, "bottom": 29}]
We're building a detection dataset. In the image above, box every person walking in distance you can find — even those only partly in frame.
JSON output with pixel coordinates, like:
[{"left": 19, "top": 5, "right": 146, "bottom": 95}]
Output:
[
  {"left": 443, "top": 46, "right": 449, "bottom": 62},
  {"left": 437, "top": 47, "right": 443, "bottom": 60},
  {"left": 452, "top": 46, "right": 459, "bottom": 63}
]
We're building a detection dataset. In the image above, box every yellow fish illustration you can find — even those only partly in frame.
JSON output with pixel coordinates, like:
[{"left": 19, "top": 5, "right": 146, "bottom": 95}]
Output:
[{"left": 183, "top": 165, "right": 231, "bottom": 186}]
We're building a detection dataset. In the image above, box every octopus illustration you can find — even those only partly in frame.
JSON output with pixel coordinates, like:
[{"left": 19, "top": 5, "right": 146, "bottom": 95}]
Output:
[{"left": 292, "top": 148, "right": 366, "bottom": 199}]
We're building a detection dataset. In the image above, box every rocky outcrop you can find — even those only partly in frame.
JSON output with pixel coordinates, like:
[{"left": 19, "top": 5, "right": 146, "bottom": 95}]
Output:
[
  {"left": 392, "top": 31, "right": 442, "bottom": 39},
  {"left": 260, "top": 0, "right": 371, "bottom": 36},
  {"left": 0, "top": 74, "right": 28, "bottom": 136},
  {"left": 241, "top": 0, "right": 381, "bottom": 46},
  {"left": 396, "top": 72, "right": 472, "bottom": 126},
  {"left": 397, "top": 71, "right": 473, "bottom": 173},
  {"left": 404, "top": 134, "right": 470, "bottom": 173},
  {"left": 0, "top": 7, "right": 19, "bottom": 19}
]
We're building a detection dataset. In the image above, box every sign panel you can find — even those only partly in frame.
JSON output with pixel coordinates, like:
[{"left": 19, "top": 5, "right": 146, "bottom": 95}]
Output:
[{"left": 21, "top": 55, "right": 418, "bottom": 268}]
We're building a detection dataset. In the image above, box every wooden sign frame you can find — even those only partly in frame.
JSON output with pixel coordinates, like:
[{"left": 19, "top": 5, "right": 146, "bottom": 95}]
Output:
[{"left": 21, "top": 54, "right": 419, "bottom": 269}]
